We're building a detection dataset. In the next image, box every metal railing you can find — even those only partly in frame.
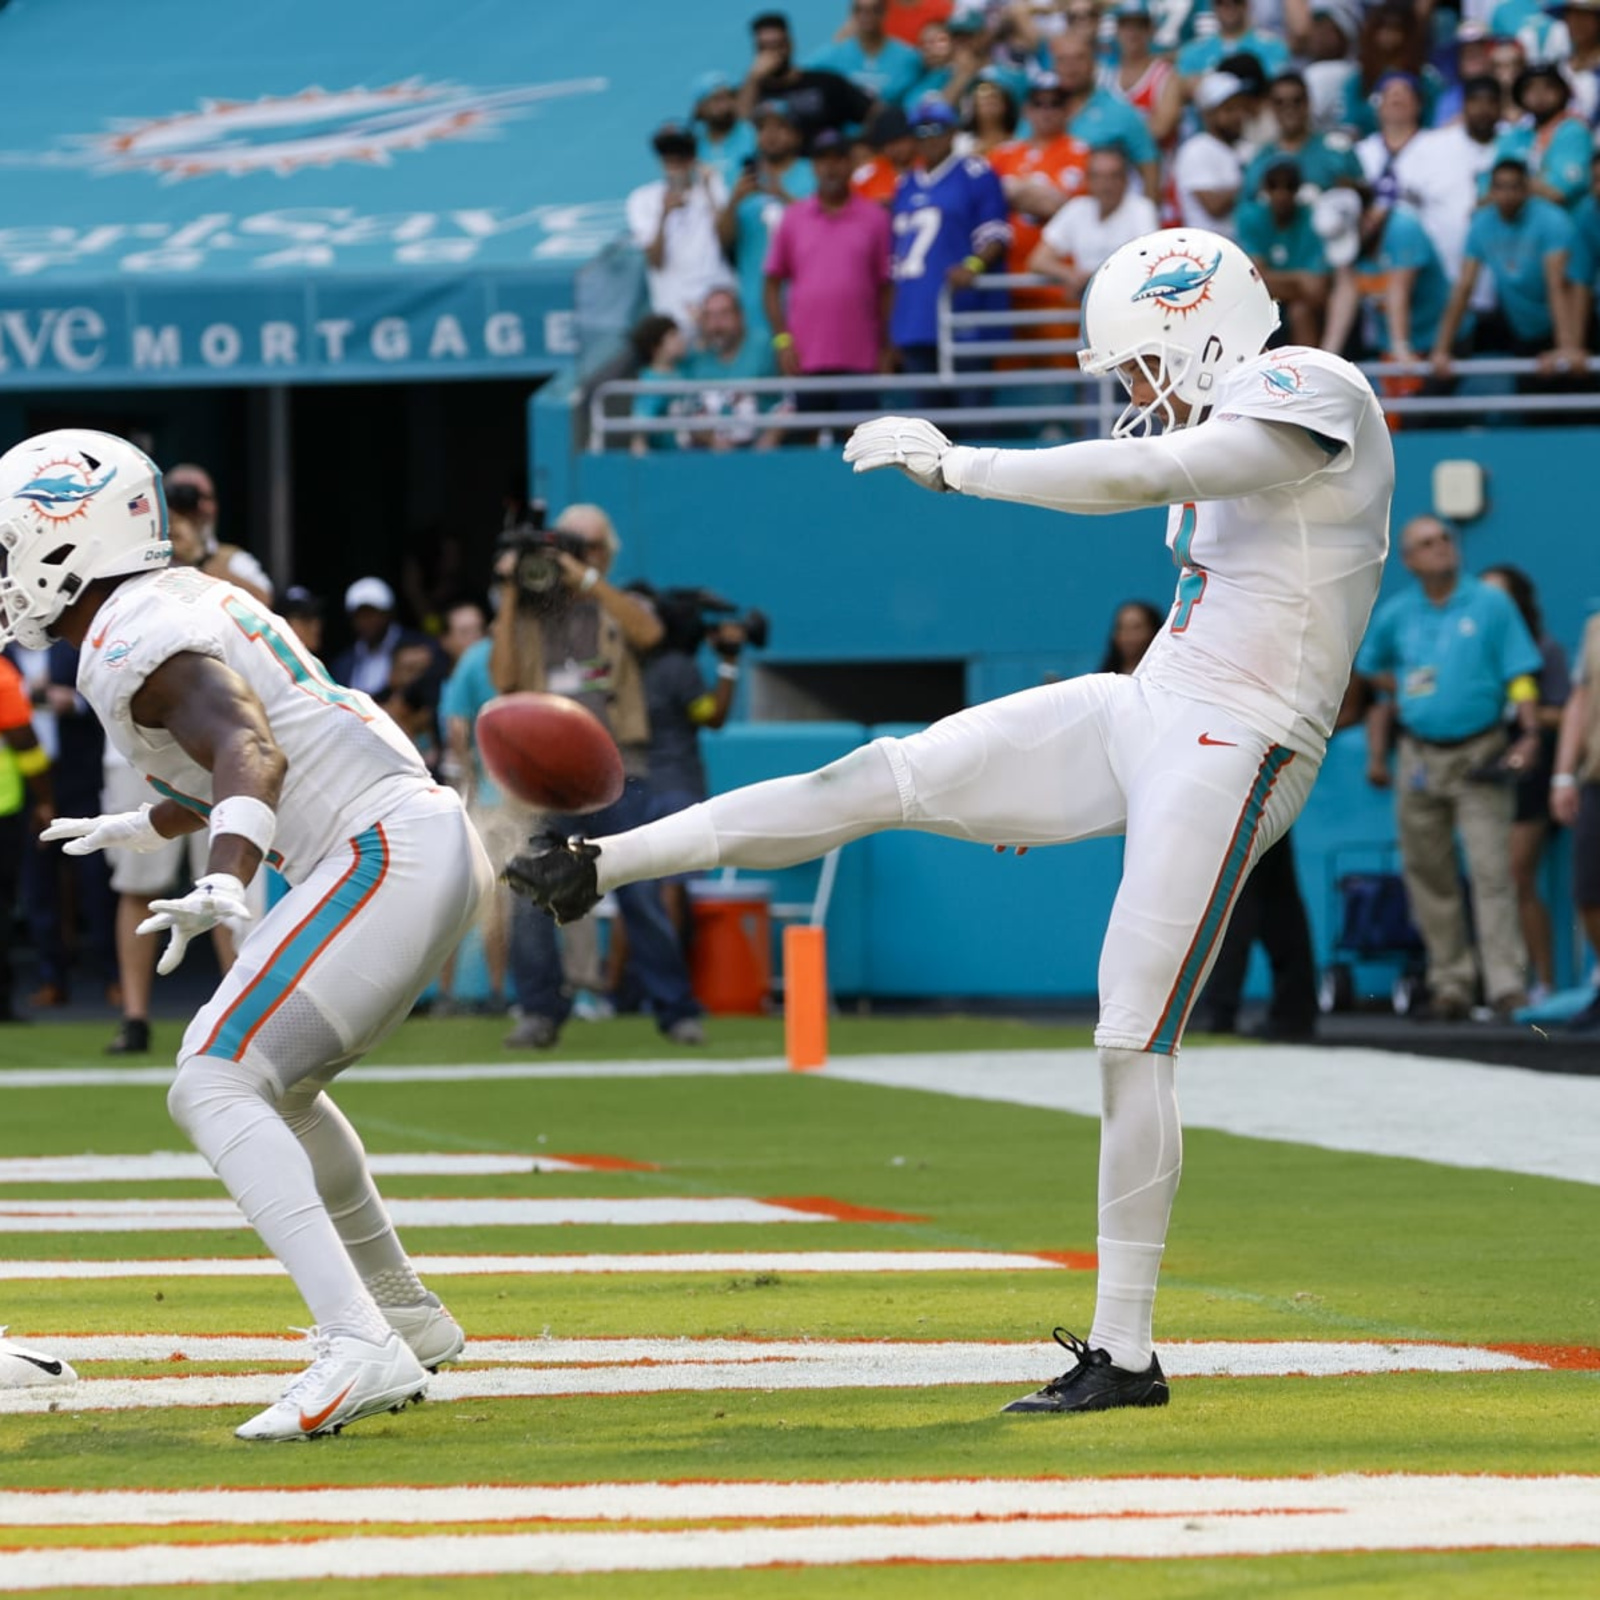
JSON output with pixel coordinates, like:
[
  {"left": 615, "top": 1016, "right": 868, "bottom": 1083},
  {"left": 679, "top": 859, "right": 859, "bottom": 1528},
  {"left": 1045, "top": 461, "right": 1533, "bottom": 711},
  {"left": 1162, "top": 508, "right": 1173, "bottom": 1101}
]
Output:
[{"left": 587, "top": 275, "right": 1598, "bottom": 449}]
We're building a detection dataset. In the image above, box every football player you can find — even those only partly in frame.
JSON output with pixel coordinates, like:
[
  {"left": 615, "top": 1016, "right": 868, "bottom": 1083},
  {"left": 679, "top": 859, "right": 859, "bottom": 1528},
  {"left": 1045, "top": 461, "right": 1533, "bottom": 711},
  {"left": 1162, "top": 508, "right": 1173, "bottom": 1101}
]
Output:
[
  {"left": 506, "top": 228, "right": 1394, "bottom": 1414},
  {"left": 0, "top": 433, "right": 495, "bottom": 1440}
]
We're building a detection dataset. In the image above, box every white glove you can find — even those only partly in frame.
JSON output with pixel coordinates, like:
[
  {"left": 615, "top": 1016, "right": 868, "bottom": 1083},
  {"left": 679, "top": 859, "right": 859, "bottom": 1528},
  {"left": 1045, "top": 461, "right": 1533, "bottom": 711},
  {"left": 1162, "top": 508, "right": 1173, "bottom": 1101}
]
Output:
[
  {"left": 138, "top": 874, "right": 251, "bottom": 976},
  {"left": 42, "top": 803, "right": 167, "bottom": 857},
  {"left": 842, "top": 416, "right": 953, "bottom": 492}
]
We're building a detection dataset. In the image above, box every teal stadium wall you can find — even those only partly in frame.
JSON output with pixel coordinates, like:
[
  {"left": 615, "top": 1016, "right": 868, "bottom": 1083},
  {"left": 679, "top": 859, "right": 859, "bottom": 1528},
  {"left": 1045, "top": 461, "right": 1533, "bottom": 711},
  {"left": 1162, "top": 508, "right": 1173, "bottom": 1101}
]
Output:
[{"left": 568, "top": 430, "right": 1598, "bottom": 1002}]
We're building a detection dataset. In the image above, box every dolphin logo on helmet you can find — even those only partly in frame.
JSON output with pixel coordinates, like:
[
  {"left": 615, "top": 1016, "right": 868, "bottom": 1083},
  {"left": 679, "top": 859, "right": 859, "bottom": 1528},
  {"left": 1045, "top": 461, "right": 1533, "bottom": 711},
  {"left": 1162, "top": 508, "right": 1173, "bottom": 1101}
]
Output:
[{"left": 1129, "top": 251, "right": 1222, "bottom": 314}]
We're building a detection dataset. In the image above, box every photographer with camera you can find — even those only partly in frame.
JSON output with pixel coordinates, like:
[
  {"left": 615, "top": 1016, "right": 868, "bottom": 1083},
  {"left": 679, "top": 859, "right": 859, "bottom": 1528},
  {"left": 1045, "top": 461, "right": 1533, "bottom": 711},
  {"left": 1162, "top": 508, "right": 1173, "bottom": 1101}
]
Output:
[
  {"left": 164, "top": 464, "right": 273, "bottom": 605},
  {"left": 490, "top": 503, "right": 705, "bottom": 1049}
]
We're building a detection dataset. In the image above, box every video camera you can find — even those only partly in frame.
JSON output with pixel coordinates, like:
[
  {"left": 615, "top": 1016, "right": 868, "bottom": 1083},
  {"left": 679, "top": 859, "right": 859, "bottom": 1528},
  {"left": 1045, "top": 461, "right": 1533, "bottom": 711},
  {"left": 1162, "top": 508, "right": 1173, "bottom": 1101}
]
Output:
[
  {"left": 497, "top": 500, "right": 592, "bottom": 610},
  {"left": 635, "top": 584, "right": 770, "bottom": 658}
]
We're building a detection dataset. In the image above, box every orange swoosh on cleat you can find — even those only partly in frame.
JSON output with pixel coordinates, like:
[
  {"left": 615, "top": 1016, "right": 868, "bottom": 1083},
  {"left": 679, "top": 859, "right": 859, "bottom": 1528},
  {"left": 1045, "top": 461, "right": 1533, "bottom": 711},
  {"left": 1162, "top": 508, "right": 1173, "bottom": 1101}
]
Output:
[{"left": 298, "top": 1383, "right": 354, "bottom": 1433}]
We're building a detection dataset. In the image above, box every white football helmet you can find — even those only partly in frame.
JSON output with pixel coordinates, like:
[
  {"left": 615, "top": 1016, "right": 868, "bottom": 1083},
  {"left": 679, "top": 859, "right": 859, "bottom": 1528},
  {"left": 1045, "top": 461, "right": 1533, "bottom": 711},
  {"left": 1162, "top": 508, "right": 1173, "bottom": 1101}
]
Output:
[
  {"left": 0, "top": 429, "right": 169, "bottom": 649},
  {"left": 1079, "top": 228, "right": 1281, "bottom": 438}
]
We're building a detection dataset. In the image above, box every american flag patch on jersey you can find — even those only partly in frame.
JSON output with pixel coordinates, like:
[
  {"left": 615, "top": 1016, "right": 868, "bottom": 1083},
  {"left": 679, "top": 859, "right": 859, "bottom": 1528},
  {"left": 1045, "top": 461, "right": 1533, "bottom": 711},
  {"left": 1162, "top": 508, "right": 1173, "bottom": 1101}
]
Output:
[{"left": 126, "top": 494, "right": 150, "bottom": 516}]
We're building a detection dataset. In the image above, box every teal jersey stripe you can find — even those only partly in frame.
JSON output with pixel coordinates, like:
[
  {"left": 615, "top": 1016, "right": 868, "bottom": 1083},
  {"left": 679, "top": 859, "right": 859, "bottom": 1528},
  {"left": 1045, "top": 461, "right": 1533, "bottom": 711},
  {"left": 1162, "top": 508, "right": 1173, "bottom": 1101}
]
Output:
[
  {"left": 1146, "top": 746, "right": 1294, "bottom": 1055},
  {"left": 204, "top": 825, "right": 388, "bottom": 1062}
]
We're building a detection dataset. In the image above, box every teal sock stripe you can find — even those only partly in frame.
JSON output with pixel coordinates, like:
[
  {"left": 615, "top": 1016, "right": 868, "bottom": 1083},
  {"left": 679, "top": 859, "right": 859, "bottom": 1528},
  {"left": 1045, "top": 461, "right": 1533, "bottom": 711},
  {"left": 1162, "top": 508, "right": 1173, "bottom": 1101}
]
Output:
[
  {"left": 1145, "top": 745, "right": 1294, "bottom": 1055},
  {"left": 202, "top": 824, "right": 387, "bottom": 1062}
]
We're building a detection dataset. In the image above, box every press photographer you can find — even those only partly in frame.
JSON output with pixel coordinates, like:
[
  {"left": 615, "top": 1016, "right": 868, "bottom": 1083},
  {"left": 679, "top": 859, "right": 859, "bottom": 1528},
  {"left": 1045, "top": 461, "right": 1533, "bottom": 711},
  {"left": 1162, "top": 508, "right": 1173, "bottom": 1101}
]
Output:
[{"left": 488, "top": 502, "right": 704, "bottom": 1050}]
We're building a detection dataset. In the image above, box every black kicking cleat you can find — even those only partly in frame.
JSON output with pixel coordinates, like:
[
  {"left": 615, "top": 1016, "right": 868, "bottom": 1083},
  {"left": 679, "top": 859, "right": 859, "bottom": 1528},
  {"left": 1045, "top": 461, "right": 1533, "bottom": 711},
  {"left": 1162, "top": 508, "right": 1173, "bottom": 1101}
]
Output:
[
  {"left": 500, "top": 830, "right": 602, "bottom": 924},
  {"left": 1002, "top": 1327, "right": 1170, "bottom": 1414}
]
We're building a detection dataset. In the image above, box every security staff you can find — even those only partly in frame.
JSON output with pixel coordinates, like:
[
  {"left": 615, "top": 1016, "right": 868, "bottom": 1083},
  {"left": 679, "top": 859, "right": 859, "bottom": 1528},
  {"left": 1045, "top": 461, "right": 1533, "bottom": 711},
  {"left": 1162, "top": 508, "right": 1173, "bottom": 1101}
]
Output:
[{"left": 1358, "top": 516, "right": 1543, "bottom": 1019}]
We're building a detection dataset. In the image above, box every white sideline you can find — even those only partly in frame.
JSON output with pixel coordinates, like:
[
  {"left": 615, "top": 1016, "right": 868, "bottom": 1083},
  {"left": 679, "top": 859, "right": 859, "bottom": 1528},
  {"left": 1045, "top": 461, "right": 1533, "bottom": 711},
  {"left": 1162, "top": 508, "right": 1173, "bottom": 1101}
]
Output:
[
  {"left": 0, "top": 1152, "right": 606, "bottom": 1183},
  {"left": 0, "top": 1476, "right": 1595, "bottom": 1585},
  {"left": 0, "top": 1473, "right": 1589, "bottom": 1529},
  {"left": 0, "top": 1338, "right": 1550, "bottom": 1414}
]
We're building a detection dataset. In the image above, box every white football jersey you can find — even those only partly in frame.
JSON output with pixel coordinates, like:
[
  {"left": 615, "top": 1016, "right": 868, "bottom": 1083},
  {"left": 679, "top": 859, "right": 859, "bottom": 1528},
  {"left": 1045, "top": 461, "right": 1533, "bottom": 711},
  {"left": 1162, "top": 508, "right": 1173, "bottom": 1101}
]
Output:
[
  {"left": 78, "top": 567, "right": 431, "bottom": 882},
  {"left": 1134, "top": 345, "right": 1394, "bottom": 759}
]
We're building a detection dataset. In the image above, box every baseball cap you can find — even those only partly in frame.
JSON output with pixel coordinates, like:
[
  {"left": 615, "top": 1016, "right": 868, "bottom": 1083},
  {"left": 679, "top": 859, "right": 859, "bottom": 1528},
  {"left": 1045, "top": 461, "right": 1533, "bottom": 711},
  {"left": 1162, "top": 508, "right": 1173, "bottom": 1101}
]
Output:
[
  {"left": 1027, "top": 71, "right": 1069, "bottom": 102},
  {"left": 1309, "top": 0, "right": 1363, "bottom": 39},
  {"left": 1195, "top": 71, "right": 1247, "bottom": 112},
  {"left": 865, "top": 104, "right": 912, "bottom": 147},
  {"left": 691, "top": 70, "right": 734, "bottom": 105},
  {"left": 910, "top": 98, "right": 959, "bottom": 135},
  {"left": 1514, "top": 63, "right": 1572, "bottom": 111},
  {"left": 651, "top": 121, "right": 698, "bottom": 158},
  {"left": 810, "top": 126, "right": 852, "bottom": 153},
  {"left": 947, "top": 3, "right": 987, "bottom": 33},
  {"left": 280, "top": 585, "right": 323, "bottom": 619},
  {"left": 1455, "top": 20, "right": 1491, "bottom": 42},
  {"left": 344, "top": 577, "right": 396, "bottom": 613},
  {"left": 753, "top": 97, "right": 798, "bottom": 124},
  {"left": 1114, "top": 0, "right": 1154, "bottom": 18},
  {"left": 1311, "top": 186, "right": 1362, "bottom": 268}
]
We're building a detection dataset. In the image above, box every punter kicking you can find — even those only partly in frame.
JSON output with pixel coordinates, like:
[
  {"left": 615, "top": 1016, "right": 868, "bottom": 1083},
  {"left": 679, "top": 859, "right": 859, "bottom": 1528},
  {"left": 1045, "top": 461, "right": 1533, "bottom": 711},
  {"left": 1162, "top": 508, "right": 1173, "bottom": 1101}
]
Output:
[
  {"left": 505, "top": 228, "right": 1394, "bottom": 1413},
  {"left": 0, "top": 430, "right": 495, "bottom": 1440}
]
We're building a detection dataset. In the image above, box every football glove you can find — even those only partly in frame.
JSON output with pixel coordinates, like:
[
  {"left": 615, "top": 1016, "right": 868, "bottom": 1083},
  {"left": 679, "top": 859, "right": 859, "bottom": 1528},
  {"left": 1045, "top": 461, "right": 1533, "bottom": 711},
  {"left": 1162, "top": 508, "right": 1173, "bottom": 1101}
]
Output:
[
  {"left": 138, "top": 874, "right": 252, "bottom": 976},
  {"left": 842, "top": 416, "right": 953, "bottom": 493},
  {"left": 42, "top": 803, "right": 168, "bottom": 857}
]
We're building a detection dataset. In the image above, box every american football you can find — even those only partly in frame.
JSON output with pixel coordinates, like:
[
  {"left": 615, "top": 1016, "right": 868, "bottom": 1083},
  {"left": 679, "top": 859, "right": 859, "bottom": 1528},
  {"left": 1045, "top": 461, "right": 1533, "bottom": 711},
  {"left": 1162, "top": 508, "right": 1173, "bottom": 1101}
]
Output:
[{"left": 474, "top": 691, "right": 625, "bottom": 814}]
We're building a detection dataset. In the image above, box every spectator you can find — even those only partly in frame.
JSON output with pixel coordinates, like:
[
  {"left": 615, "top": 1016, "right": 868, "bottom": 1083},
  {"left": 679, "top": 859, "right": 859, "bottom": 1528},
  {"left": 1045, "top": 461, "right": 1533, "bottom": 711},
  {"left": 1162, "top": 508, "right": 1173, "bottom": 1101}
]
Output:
[
  {"left": 1431, "top": 159, "right": 1583, "bottom": 375},
  {"left": 1050, "top": 31, "right": 1160, "bottom": 200},
  {"left": 1176, "top": 0, "right": 1290, "bottom": 90},
  {"left": 1487, "top": 35, "right": 1529, "bottom": 110},
  {"left": 1172, "top": 72, "right": 1249, "bottom": 238},
  {"left": 488, "top": 505, "right": 703, "bottom": 1050},
  {"left": 626, "top": 122, "right": 734, "bottom": 333},
  {"left": 0, "top": 653, "right": 53, "bottom": 1024},
  {"left": 1340, "top": 5, "right": 1443, "bottom": 140},
  {"left": 719, "top": 99, "right": 815, "bottom": 346},
  {"left": 1554, "top": 0, "right": 1600, "bottom": 123},
  {"left": 739, "top": 10, "right": 875, "bottom": 151},
  {"left": 851, "top": 104, "right": 917, "bottom": 203},
  {"left": 959, "top": 68, "right": 1021, "bottom": 160},
  {"left": 1564, "top": 152, "right": 1600, "bottom": 353},
  {"left": 887, "top": 99, "right": 1011, "bottom": 389},
  {"left": 903, "top": 18, "right": 958, "bottom": 106},
  {"left": 681, "top": 288, "right": 784, "bottom": 451},
  {"left": 1102, "top": 2, "right": 1182, "bottom": 153},
  {"left": 1403, "top": 76, "right": 1507, "bottom": 289},
  {"left": 1355, "top": 72, "right": 1431, "bottom": 214},
  {"left": 878, "top": 0, "right": 955, "bottom": 46},
  {"left": 1434, "top": 21, "right": 1499, "bottom": 125},
  {"left": 329, "top": 577, "right": 440, "bottom": 697},
  {"left": 1236, "top": 162, "right": 1330, "bottom": 348},
  {"left": 1096, "top": 599, "right": 1162, "bottom": 675},
  {"left": 1299, "top": 0, "right": 1363, "bottom": 135},
  {"left": 1357, "top": 516, "right": 1544, "bottom": 1021},
  {"left": 1550, "top": 607, "right": 1600, "bottom": 1031},
  {"left": 989, "top": 74, "right": 1092, "bottom": 269},
  {"left": 766, "top": 128, "right": 894, "bottom": 413},
  {"left": 280, "top": 586, "right": 325, "bottom": 658},
  {"left": 1028, "top": 145, "right": 1159, "bottom": 303},
  {"left": 811, "top": 0, "right": 924, "bottom": 104},
  {"left": 628, "top": 312, "right": 691, "bottom": 454},
  {"left": 1339, "top": 193, "right": 1450, "bottom": 373},
  {"left": 689, "top": 72, "right": 757, "bottom": 189},
  {"left": 1481, "top": 565, "right": 1570, "bottom": 1004},
  {"left": 1244, "top": 71, "right": 1362, "bottom": 201},
  {"left": 1495, "top": 64, "right": 1593, "bottom": 211},
  {"left": 163, "top": 464, "right": 273, "bottom": 604},
  {"left": 10, "top": 641, "right": 113, "bottom": 1011}
]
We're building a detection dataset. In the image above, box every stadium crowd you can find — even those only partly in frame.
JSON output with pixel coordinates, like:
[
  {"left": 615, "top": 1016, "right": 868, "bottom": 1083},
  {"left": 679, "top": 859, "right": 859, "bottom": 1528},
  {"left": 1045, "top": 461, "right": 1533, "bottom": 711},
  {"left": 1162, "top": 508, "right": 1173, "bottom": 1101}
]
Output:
[{"left": 623, "top": 0, "right": 1600, "bottom": 444}]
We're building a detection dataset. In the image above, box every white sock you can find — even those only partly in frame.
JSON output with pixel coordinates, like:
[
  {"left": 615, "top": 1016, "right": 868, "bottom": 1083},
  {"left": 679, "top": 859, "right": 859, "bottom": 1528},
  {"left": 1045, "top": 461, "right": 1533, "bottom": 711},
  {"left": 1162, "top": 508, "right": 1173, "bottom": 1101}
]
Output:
[
  {"left": 168, "top": 1057, "right": 389, "bottom": 1339},
  {"left": 278, "top": 1085, "right": 425, "bottom": 1303},
  {"left": 596, "top": 745, "right": 904, "bottom": 893},
  {"left": 1088, "top": 1046, "right": 1182, "bottom": 1372}
]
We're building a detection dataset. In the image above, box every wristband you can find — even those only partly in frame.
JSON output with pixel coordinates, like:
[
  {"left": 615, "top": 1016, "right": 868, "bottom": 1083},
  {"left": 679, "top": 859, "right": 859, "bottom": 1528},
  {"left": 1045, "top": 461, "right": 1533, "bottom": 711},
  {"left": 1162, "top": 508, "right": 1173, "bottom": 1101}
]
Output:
[
  {"left": 963, "top": 254, "right": 985, "bottom": 275},
  {"left": 14, "top": 745, "right": 49, "bottom": 777},
  {"left": 1551, "top": 774, "right": 1578, "bottom": 790},
  {"left": 772, "top": 331, "right": 795, "bottom": 350},
  {"left": 717, "top": 661, "right": 741, "bottom": 682},
  {"left": 579, "top": 566, "right": 601, "bottom": 594},
  {"left": 1507, "top": 675, "right": 1539, "bottom": 705},
  {"left": 209, "top": 795, "right": 278, "bottom": 856}
]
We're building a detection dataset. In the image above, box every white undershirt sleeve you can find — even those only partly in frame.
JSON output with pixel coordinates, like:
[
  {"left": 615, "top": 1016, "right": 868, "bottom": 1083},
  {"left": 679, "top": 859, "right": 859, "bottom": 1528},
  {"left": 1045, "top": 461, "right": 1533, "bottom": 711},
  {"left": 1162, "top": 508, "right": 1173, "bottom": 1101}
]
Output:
[{"left": 941, "top": 414, "right": 1331, "bottom": 515}]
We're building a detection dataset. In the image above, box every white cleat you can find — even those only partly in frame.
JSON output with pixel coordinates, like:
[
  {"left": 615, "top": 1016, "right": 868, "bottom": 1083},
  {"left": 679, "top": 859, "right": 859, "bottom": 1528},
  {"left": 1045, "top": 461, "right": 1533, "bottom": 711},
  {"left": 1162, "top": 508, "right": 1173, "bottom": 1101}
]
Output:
[
  {"left": 234, "top": 1328, "right": 428, "bottom": 1442},
  {"left": 0, "top": 1326, "right": 77, "bottom": 1389},
  {"left": 383, "top": 1294, "right": 466, "bottom": 1371}
]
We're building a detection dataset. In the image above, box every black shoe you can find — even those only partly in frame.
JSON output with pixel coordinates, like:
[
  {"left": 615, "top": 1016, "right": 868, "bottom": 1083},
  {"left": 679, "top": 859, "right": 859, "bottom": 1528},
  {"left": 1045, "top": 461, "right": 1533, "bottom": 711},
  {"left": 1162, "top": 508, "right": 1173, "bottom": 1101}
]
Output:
[
  {"left": 1002, "top": 1328, "right": 1170, "bottom": 1414},
  {"left": 500, "top": 830, "right": 602, "bottom": 925},
  {"left": 1566, "top": 991, "right": 1600, "bottom": 1033},
  {"left": 105, "top": 1019, "right": 151, "bottom": 1056}
]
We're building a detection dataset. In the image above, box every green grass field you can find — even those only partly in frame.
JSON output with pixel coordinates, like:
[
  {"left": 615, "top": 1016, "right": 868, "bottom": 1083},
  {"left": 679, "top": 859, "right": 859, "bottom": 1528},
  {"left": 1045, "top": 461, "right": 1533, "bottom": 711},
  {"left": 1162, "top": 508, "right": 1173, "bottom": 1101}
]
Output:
[{"left": 0, "top": 1016, "right": 1596, "bottom": 1596}]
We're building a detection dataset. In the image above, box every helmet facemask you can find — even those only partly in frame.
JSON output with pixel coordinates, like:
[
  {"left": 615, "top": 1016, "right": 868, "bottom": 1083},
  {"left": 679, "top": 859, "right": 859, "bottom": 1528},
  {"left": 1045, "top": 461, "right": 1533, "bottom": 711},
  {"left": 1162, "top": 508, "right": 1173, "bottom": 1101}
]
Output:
[{"left": 1104, "top": 342, "right": 1200, "bottom": 438}]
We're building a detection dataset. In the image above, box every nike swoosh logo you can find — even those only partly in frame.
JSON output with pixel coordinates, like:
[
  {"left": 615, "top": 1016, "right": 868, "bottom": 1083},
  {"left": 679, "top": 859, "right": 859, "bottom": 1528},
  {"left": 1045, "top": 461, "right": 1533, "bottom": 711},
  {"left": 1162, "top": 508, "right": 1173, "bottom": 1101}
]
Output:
[
  {"left": 1198, "top": 733, "right": 1238, "bottom": 747},
  {"left": 9, "top": 1352, "right": 63, "bottom": 1377},
  {"left": 88, "top": 628, "right": 108, "bottom": 650},
  {"left": 298, "top": 1382, "right": 355, "bottom": 1433}
]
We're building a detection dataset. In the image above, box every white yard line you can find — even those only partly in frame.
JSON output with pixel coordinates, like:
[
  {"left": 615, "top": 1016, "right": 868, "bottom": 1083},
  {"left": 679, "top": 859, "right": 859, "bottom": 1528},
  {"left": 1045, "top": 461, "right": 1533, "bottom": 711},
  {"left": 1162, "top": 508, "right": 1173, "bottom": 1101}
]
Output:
[
  {"left": 0, "top": 1338, "right": 1558, "bottom": 1414},
  {"left": 0, "top": 1153, "right": 617, "bottom": 1183},
  {"left": 0, "top": 1473, "right": 1588, "bottom": 1529},
  {"left": 0, "top": 1250, "right": 1064, "bottom": 1281},
  {"left": 0, "top": 1197, "right": 861, "bottom": 1233},
  {"left": 0, "top": 1476, "right": 1595, "bottom": 1586}
]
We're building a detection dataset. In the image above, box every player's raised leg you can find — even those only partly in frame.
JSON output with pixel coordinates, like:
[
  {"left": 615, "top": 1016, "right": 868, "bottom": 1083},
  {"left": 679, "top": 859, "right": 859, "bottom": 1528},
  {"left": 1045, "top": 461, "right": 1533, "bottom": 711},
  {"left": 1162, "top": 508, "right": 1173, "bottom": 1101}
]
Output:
[
  {"left": 505, "top": 673, "right": 1140, "bottom": 920},
  {"left": 1006, "top": 696, "right": 1316, "bottom": 1413}
]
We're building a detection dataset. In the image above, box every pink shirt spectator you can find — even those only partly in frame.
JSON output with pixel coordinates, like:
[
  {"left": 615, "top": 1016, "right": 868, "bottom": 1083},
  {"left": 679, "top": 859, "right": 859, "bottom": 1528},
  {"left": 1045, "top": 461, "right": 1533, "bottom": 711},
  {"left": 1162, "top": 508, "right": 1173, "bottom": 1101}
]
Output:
[{"left": 764, "top": 194, "right": 892, "bottom": 373}]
